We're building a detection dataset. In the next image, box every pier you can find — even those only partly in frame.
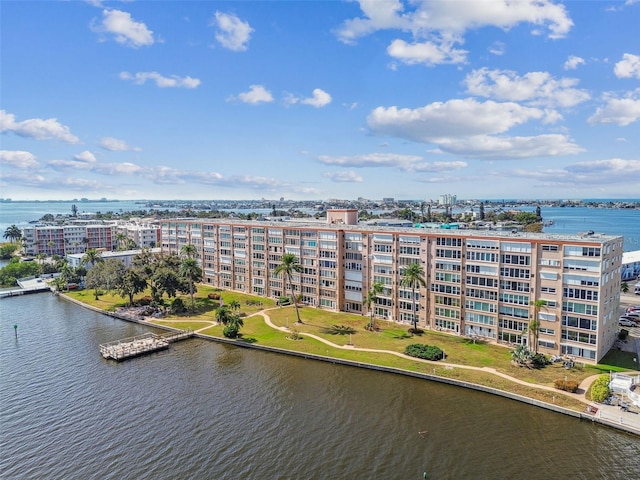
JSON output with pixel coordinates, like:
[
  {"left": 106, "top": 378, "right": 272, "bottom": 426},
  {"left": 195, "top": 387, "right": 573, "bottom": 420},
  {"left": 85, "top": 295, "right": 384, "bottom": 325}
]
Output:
[{"left": 100, "top": 330, "right": 193, "bottom": 361}]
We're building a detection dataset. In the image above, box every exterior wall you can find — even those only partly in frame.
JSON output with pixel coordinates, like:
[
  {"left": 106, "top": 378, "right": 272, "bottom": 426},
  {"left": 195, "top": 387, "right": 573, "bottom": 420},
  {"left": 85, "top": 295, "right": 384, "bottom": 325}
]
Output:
[
  {"left": 21, "top": 224, "right": 114, "bottom": 255},
  {"left": 160, "top": 218, "right": 622, "bottom": 364}
]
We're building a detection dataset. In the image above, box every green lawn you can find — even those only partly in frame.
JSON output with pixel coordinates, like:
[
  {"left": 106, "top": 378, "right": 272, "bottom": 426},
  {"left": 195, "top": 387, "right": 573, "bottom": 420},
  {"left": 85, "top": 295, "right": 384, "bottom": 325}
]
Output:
[{"left": 64, "top": 285, "right": 638, "bottom": 412}]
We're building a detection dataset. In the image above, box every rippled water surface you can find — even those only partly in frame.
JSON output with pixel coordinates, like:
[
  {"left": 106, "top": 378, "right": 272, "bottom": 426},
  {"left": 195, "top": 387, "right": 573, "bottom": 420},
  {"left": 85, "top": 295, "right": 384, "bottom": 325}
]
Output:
[{"left": 2, "top": 294, "right": 640, "bottom": 480}]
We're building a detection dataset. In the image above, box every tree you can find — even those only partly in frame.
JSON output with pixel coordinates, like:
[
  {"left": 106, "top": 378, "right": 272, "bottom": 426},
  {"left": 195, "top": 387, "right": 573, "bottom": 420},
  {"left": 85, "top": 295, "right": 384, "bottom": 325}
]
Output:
[
  {"left": 364, "top": 282, "right": 383, "bottom": 330},
  {"left": 229, "top": 300, "right": 241, "bottom": 311},
  {"left": 71, "top": 204, "right": 78, "bottom": 217},
  {"left": 529, "top": 299, "right": 547, "bottom": 354},
  {"left": 479, "top": 202, "right": 485, "bottom": 220},
  {"left": 400, "top": 263, "right": 427, "bottom": 333},
  {"left": 273, "top": 253, "right": 304, "bottom": 324},
  {"left": 223, "top": 314, "right": 245, "bottom": 338},
  {"left": 621, "top": 282, "right": 629, "bottom": 293},
  {"left": 215, "top": 305, "right": 234, "bottom": 325},
  {"left": 116, "top": 267, "right": 148, "bottom": 306},
  {"left": 181, "top": 243, "right": 197, "bottom": 259},
  {"left": 82, "top": 248, "right": 104, "bottom": 268},
  {"left": 180, "top": 257, "right": 202, "bottom": 311},
  {"left": 3, "top": 225, "right": 22, "bottom": 244},
  {"left": 115, "top": 233, "right": 127, "bottom": 251}
]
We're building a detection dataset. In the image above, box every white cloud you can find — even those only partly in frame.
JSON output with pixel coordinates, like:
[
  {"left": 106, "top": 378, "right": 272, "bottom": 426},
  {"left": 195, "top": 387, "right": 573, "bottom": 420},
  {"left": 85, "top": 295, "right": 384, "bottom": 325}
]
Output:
[
  {"left": 212, "top": 11, "right": 253, "bottom": 51},
  {"left": 488, "top": 41, "right": 505, "bottom": 56},
  {"left": 231, "top": 85, "right": 274, "bottom": 104},
  {"left": 322, "top": 171, "right": 364, "bottom": 183},
  {"left": 367, "top": 99, "right": 583, "bottom": 159},
  {"left": 588, "top": 91, "right": 640, "bottom": 126},
  {"left": 99, "top": 137, "right": 141, "bottom": 152},
  {"left": 91, "top": 9, "right": 154, "bottom": 48},
  {"left": 287, "top": 88, "right": 333, "bottom": 108},
  {"left": 614, "top": 53, "right": 640, "bottom": 79},
  {"left": 0, "top": 110, "right": 80, "bottom": 144},
  {"left": 368, "top": 98, "right": 544, "bottom": 140},
  {"left": 437, "top": 134, "right": 584, "bottom": 159},
  {"left": 317, "top": 152, "right": 467, "bottom": 172},
  {"left": 564, "top": 55, "right": 585, "bottom": 70},
  {"left": 119, "top": 71, "right": 201, "bottom": 89},
  {"left": 336, "top": 0, "right": 573, "bottom": 65},
  {"left": 73, "top": 151, "right": 97, "bottom": 163},
  {"left": 501, "top": 158, "right": 640, "bottom": 187},
  {"left": 386, "top": 39, "right": 468, "bottom": 66},
  {"left": 0, "top": 150, "right": 39, "bottom": 169},
  {"left": 463, "top": 68, "right": 590, "bottom": 108}
]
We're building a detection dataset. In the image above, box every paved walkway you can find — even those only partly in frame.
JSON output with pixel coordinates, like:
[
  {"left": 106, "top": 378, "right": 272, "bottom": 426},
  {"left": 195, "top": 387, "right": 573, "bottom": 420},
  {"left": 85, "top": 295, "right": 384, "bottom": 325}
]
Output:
[{"left": 147, "top": 306, "right": 640, "bottom": 433}]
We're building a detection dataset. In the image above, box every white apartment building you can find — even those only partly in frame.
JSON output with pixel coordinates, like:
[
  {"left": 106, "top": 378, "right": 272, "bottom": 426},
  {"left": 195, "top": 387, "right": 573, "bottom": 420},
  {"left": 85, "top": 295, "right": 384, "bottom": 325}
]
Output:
[{"left": 161, "top": 212, "right": 623, "bottom": 363}]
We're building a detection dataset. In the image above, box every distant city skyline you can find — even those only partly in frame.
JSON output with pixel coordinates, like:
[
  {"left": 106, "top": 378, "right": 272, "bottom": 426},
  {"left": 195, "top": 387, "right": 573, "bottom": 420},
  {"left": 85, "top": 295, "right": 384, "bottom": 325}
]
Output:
[{"left": 1, "top": 1, "right": 639, "bottom": 201}]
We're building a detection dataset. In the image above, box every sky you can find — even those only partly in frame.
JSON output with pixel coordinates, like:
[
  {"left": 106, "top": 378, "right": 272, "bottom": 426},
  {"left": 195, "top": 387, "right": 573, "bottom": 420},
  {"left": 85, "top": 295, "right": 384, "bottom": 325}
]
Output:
[{"left": 1, "top": 0, "right": 639, "bottom": 202}]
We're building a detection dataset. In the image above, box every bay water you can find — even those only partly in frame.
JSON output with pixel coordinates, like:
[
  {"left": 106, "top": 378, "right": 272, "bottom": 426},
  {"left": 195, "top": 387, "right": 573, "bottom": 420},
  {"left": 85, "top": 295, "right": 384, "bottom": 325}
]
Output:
[{"left": 1, "top": 293, "right": 640, "bottom": 479}]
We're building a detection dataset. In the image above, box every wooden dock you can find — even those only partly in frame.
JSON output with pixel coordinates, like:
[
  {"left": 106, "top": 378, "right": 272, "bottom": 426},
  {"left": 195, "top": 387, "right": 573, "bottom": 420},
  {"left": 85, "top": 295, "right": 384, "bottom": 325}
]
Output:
[{"left": 100, "top": 330, "right": 193, "bottom": 361}]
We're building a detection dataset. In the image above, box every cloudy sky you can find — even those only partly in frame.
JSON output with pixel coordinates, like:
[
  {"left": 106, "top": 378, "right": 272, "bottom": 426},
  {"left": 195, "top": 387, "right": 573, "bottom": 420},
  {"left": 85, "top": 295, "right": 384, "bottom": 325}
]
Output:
[{"left": 1, "top": 0, "right": 639, "bottom": 201}]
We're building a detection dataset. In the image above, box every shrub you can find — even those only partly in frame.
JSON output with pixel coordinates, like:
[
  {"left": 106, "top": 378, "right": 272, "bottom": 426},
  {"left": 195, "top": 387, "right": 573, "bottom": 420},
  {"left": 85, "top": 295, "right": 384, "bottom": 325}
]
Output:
[
  {"left": 207, "top": 293, "right": 221, "bottom": 300},
  {"left": 554, "top": 379, "right": 579, "bottom": 393},
  {"left": 223, "top": 325, "right": 239, "bottom": 338},
  {"left": 405, "top": 344, "right": 444, "bottom": 361},
  {"left": 590, "top": 375, "right": 611, "bottom": 403},
  {"left": 137, "top": 296, "right": 153, "bottom": 306},
  {"left": 619, "top": 329, "right": 629, "bottom": 340},
  {"left": 531, "top": 353, "right": 550, "bottom": 367},
  {"left": 171, "top": 297, "right": 186, "bottom": 314}
]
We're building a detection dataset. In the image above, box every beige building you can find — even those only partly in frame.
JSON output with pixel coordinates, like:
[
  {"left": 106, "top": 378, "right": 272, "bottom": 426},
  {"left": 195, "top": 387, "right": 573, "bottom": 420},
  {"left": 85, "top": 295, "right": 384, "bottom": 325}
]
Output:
[{"left": 161, "top": 212, "right": 623, "bottom": 363}]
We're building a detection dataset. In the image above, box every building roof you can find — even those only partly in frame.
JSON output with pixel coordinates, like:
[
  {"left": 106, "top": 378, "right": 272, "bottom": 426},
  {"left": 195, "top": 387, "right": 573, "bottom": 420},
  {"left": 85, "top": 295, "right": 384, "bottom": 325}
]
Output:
[
  {"left": 623, "top": 250, "right": 640, "bottom": 264},
  {"left": 163, "top": 217, "right": 622, "bottom": 245}
]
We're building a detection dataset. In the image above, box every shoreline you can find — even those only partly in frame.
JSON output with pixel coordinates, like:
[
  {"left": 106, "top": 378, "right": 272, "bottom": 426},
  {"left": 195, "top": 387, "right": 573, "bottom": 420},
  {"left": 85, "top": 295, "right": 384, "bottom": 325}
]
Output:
[{"left": 57, "top": 292, "right": 640, "bottom": 437}]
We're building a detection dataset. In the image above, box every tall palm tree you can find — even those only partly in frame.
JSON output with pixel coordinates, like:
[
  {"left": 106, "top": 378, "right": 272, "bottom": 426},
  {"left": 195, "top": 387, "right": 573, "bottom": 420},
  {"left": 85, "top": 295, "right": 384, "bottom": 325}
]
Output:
[
  {"left": 181, "top": 243, "right": 197, "bottom": 259},
  {"left": 115, "top": 233, "right": 127, "bottom": 251},
  {"left": 400, "top": 263, "right": 427, "bottom": 333},
  {"left": 215, "top": 305, "right": 233, "bottom": 325},
  {"left": 364, "top": 282, "right": 383, "bottom": 330},
  {"left": 180, "top": 257, "right": 202, "bottom": 311},
  {"left": 82, "top": 248, "right": 103, "bottom": 267},
  {"left": 273, "top": 253, "right": 303, "bottom": 324},
  {"left": 3, "top": 225, "right": 22, "bottom": 243},
  {"left": 529, "top": 299, "right": 547, "bottom": 354}
]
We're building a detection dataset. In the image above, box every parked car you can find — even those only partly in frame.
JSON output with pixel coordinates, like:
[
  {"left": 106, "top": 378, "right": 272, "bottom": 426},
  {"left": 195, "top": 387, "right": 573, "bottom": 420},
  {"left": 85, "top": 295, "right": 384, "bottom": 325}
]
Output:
[
  {"left": 620, "top": 316, "right": 640, "bottom": 325},
  {"left": 619, "top": 318, "right": 637, "bottom": 327}
]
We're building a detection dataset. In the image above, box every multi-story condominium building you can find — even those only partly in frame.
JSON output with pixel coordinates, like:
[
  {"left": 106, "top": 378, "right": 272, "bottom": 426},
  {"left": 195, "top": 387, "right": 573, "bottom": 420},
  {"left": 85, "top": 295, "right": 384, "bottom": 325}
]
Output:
[
  {"left": 22, "top": 223, "right": 114, "bottom": 256},
  {"left": 161, "top": 210, "right": 623, "bottom": 363},
  {"left": 21, "top": 221, "right": 161, "bottom": 256},
  {"left": 111, "top": 222, "right": 161, "bottom": 249}
]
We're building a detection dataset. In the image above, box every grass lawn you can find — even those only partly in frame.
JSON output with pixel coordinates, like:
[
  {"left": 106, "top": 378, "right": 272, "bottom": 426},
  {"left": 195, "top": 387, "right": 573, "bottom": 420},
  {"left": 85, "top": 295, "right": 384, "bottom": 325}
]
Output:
[{"left": 63, "top": 285, "right": 638, "bottom": 412}]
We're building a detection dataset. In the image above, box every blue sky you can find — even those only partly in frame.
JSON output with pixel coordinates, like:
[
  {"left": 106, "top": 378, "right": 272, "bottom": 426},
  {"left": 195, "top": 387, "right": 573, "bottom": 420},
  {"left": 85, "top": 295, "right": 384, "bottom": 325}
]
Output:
[{"left": 1, "top": 0, "right": 639, "bottom": 201}]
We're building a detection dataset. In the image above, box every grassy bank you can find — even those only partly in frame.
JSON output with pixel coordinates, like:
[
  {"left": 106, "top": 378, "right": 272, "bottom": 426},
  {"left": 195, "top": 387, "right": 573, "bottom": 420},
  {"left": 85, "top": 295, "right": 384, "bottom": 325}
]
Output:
[{"left": 65, "top": 285, "right": 637, "bottom": 412}]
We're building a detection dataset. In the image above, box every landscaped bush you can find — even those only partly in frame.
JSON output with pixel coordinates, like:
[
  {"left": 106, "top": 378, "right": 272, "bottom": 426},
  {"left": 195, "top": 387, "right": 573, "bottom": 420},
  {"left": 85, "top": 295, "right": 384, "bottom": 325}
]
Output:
[
  {"left": 223, "top": 325, "right": 239, "bottom": 338},
  {"left": 278, "top": 296, "right": 291, "bottom": 306},
  {"left": 171, "top": 297, "right": 186, "bottom": 313},
  {"left": 137, "top": 296, "right": 153, "bottom": 306},
  {"left": 618, "top": 329, "right": 629, "bottom": 340},
  {"left": 590, "top": 375, "right": 611, "bottom": 403},
  {"left": 531, "top": 353, "right": 550, "bottom": 367},
  {"left": 207, "top": 293, "right": 221, "bottom": 300},
  {"left": 554, "top": 379, "right": 579, "bottom": 393},
  {"left": 405, "top": 344, "right": 444, "bottom": 361}
]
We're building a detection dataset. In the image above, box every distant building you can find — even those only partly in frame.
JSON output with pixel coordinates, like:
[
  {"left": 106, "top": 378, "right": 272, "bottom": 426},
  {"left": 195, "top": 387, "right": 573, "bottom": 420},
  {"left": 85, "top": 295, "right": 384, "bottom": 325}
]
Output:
[
  {"left": 621, "top": 250, "right": 640, "bottom": 281},
  {"left": 439, "top": 194, "right": 457, "bottom": 206}
]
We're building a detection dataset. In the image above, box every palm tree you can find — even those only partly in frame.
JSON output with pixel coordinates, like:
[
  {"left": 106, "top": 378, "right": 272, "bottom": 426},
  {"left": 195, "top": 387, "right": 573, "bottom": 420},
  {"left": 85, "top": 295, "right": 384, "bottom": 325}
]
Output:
[
  {"left": 621, "top": 282, "right": 629, "bottom": 294},
  {"left": 3, "top": 225, "right": 22, "bottom": 243},
  {"left": 364, "top": 282, "right": 383, "bottom": 330},
  {"left": 229, "top": 300, "right": 241, "bottom": 311},
  {"left": 82, "top": 248, "right": 103, "bottom": 267},
  {"left": 529, "top": 299, "right": 547, "bottom": 354},
  {"left": 115, "top": 233, "right": 127, "bottom": 251},
  {"left": 215, "top": 305, "right": 233, "bottom": 325},
  {"left": 400, "top": 263, "right": 427, "bottom": 333},
  {"left": 181, "top": 243, "right": 197, "bottom": 259},
  {"left": 273, "top": 253, "right": 303, "bottom": 324},
  {"left": 180, "top": 257, "right": 202, "bottom": 311}
]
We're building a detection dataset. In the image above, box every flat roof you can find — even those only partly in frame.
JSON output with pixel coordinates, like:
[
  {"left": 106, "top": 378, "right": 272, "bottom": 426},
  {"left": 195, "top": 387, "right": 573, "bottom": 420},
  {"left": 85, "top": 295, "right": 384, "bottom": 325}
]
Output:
[{"left": 163, "top": 218, "right": 622, "bottom": 245}]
